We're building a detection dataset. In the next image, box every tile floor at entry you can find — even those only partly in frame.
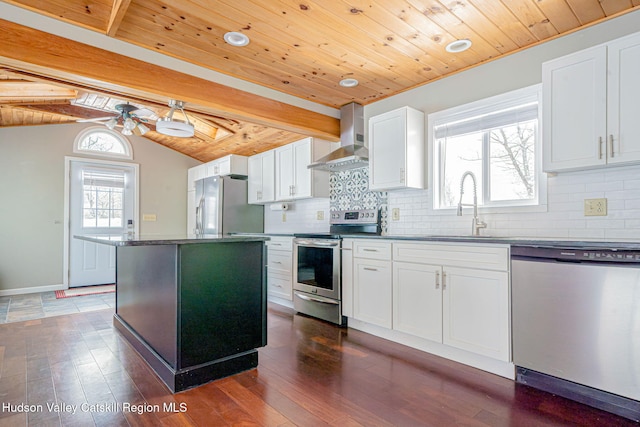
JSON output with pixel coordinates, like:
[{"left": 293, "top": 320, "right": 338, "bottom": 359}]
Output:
[{"left": 0, "top": 291, "right": 115, "bottom": 324}]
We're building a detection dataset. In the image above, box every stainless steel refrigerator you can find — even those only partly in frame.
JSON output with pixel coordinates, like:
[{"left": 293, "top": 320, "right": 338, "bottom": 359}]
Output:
[{"left": 194, "top": 176, "right": 263, "bottom": 235}]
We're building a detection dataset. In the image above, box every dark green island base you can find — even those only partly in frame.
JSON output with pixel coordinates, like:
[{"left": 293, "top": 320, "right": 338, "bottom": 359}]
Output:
[{"left": 75, "top": 235, "right": 268, "bottom": 393}]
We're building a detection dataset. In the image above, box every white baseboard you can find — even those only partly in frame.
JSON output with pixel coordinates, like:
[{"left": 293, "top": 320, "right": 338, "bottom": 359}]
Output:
[
  {"left": 348, "top": 317, "right": 516, "bottom": 380},
  {"left": 0, "top": 284, "right": 66, "bottom": 297}
]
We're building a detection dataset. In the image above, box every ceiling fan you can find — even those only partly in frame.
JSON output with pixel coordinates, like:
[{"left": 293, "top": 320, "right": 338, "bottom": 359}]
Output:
[{"left": 78, "top": 103, "right": 155, "bottom": 136}]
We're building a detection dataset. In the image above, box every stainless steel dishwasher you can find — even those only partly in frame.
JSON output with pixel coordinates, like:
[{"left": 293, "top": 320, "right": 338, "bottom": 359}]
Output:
[{"left": 511, "top": 245, "right": 640, "bottom": 421}]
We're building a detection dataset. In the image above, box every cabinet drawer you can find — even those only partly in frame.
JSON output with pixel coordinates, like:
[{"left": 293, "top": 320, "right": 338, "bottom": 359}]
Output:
[
  {"left": 267, "top": 251, "right": 292, "bottom": 273},
  {"left": 266, "top": 236, "right": 293, "bottom": 251},
  {"left": 268, "top": 273, "right": 292, "bottom": 300},
  {"left": 353, "top": 240, "right": 392, "bottom": 260},
  {"left": 393, "top": 242, "right": 509, "bottom": 271}
]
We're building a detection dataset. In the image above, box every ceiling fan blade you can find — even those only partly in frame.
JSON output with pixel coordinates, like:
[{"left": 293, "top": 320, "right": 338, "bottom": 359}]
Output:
[
  {"left": 131, "top": 107, "right": 155, "bottom": 118},
  {"left": 76, "top": 116, "right": 117, "bottom": 123}
]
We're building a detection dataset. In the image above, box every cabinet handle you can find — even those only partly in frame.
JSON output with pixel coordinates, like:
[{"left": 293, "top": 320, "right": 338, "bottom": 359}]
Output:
[
  {"left": 363, "top": 248, "right": 379, "bottom": 252},
  {"left": 257, "top": 191, "right": 262, "bottom": 200},
  {"left": 598, "top": 136, "right": 603, "bottom": 159},
  {"left": 435, "top": 271, "right": 440, "bottom": 289},
  {"left": 272, "top": 261, "right": 282, "bottom": 264},
  {"left": 400, "top": 167, "right": 405, "bottom": 183},
  {"left": 364, "top": 267, "right": 378, "bottom": 271},
  {"left": 291, "top": 185, "right": 296, "bottom": 195},
  {"left": 442, "top": 271, "right": 447, "bottom": 290},
  {"left": 609, "top": 134, "right": 614, "bottom": 158}
]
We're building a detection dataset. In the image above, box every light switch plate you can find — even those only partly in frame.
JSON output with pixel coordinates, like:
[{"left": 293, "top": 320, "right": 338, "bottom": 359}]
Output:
[
  {"left": 584, "top": 198, "right": 607, "bottom": 216},
  {"left": 391, "top": 208, "right": 400, "bottom": 221},
  {"left": 316, "top": 210, "right": 324, "bottom": 220},
  {"left": 142, "top": 214, "right": 157, "bottom": 221}
]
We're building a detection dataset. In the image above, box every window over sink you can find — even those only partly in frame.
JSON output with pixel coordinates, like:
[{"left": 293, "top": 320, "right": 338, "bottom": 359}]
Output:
[{"left": 429, "top": 84, "right": 545, "bottom": 211}]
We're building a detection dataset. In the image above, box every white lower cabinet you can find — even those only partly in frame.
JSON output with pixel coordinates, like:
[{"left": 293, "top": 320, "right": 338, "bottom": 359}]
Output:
[
  {"left": 266, "top": 236, "right": 293, "bottom": 301},
  {"left": 441, "top": 267, "right": 509, "bottom": 361},
  {"left": 348, "top": 239, "right": 512, "bottom": 376},
  {"left": 353, "top": 257, "right": 392, "bottom": 328},
  {"left": 392, "top": 262, "right": 442, "bottom": 342}
]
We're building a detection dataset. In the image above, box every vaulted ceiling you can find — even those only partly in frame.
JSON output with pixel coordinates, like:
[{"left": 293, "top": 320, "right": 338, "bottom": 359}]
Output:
[{"left": 1, "top": 0, "right": 639, "bottom": 161}]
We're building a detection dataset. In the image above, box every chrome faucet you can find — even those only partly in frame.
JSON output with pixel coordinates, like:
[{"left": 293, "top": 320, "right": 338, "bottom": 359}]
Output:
[{"left": 457, "top": 171, "right": 487, "bottom": 236}]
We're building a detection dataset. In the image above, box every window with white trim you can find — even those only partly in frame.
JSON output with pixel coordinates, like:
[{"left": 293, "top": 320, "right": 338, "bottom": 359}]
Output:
[
  {"left": 81, "top": 169, "right": 125, "bottom": 229},
  {"left": 74, "top": 127, "right": 133, "bottom": 159},
  {"left": 430, "top": 85, "right": 542, "bottom": 210}
]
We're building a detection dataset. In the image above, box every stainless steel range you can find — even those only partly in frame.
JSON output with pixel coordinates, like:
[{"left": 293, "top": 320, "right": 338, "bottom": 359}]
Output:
[{"left": 293, "top": 209, "right": 381, "bottom": 326}]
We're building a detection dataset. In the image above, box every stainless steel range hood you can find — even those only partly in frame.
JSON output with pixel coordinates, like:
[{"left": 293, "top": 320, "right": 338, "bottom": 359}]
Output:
[{"left": 308, "top": 102, "right": 367, "bottom": 171}]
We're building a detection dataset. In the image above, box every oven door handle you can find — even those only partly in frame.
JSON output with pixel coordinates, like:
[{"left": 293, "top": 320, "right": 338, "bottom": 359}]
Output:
[
  {"left": 295, "top": 292, "right": 339, "bottom": 305},
  {"left": 295, "top": 240, "right": 340, "bottom": 247}
]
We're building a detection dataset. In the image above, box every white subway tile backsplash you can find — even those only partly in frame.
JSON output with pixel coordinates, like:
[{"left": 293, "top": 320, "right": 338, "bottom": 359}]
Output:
[{"left": 268, "top": 163, "right": 640, "bottom": 240}]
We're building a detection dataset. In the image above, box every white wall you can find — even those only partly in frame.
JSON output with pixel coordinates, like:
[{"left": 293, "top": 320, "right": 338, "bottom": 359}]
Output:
[
  {"left": 264, "top": 198, "right": 331, "bottom": 234},
  {"left": 367, "top": 10, "right": 640, "bottom": 240},
  {"left": 0, "top": 123, "right": 200, "bottom": 293}
]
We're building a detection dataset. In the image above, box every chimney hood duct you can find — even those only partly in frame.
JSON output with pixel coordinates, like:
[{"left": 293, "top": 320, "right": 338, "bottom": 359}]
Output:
[{"left": 308, "top": 102, "right": 368, "bottom": 171}]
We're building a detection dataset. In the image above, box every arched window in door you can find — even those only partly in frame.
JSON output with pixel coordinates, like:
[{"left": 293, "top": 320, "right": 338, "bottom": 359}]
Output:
[{"left": 74, "top": 127, "right": 133, "bottom": 159}]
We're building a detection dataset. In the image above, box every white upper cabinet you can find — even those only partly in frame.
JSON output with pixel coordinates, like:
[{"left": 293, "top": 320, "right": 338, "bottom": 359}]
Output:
[
  {"left": 187, "top": 164, "right": 206, "bottom": 191},
  {"left": 205, "top": 154, "right": 248, "bottom": 177},
  {"left": 369, "top": 106, "right": 425, "bottom": 191},
  {"left": 248, "top": 150, "right": 275, "bottom": 204},
  {"left": 275, "top": 137, "right": 335, "bottom": 201},
  {"left": 543, "top": 32, "right": 640, "bottom": 172}
]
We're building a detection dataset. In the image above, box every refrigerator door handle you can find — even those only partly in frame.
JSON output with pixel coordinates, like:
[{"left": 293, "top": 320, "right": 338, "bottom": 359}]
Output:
[{"left": 196, "top": 197, "right": 204, "bottom": 235}]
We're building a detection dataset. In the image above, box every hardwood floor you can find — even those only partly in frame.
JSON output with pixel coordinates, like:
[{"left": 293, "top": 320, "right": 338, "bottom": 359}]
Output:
[{"left": 0, "top": 303, "right": 635, "bottom": 427}]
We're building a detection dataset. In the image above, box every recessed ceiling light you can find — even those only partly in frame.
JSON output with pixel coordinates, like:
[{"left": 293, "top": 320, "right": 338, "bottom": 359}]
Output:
[
  {"left": 224, "top": 31, "right": 250, "bottom": 47},
  {"left": 445, "top": 39, "right": 472, "bottom": 53},
  {"left": 339, "top": 78, "right": 359, "bottom": 88}
]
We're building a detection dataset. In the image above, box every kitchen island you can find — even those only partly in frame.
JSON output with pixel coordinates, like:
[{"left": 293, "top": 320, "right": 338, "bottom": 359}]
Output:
[{"left": 75, "top": 234, "right": 268, "bottom": 392}]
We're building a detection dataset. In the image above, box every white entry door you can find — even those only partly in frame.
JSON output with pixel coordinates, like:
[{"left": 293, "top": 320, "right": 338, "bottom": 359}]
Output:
[{"left": 68, "top": 160, "right": 136, "bottom": 287}]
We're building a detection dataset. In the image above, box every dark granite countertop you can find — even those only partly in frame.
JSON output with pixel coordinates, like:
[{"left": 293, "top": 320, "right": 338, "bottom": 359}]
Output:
[
  {"left": 233, "top": 232, "right": 640, "bottom": 249},
  {"left": 74, "top": 234, "right": 269, "bottom": 247},
  {"left": 340, "top": 234, "right": 640, "bottom": 250}
]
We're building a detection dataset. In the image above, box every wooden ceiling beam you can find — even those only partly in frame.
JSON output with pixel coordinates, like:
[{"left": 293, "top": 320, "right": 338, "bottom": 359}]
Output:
[
  {"left": 107, "top": 0, "right": 132, "bottom": 37},
  {"left": 13, "top": 103, "right": 118, "bottom": 120},
  {"left": 0, "top": 81, "right": 77, "bottom": 101},
  {"left": 0, "top": 19, "right": 340, "bottom": 141}
]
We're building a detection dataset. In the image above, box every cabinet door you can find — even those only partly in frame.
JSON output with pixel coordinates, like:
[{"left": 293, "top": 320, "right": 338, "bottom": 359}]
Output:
[
  {"left": 261, "top": 151, "right": 275, "bottom": 202},
  {"left": 341, "top": 240, "right": 354, "bottom": 318},
  {"left": 543, "top": 46, "right": 607, "bottom": 171},
  {"left": 607, "top": 32, "right": 640, "bottom": 165},
  {"left": 353, "top": 258, "right": 392, "bottom": 328},
  {"left": 393, "top": 262, "right": 442, "bottom": 342},
  {"left": 247, "top": 154, "right": 263, "bottom": 204},
  {"left": 292, "top": 138, "right": 312, "bottom": 198},
  {"left": 369, "top": 109, "right": 407, "bottom": 190},
  {"left": 442, "top": 267, "right": 509, "bottom": 361},
  {"left": 187, "top": 164, "right": 206, "bottom": 191},
  {"left": 275, "top": 144, "right": 295, "bottom": 200},
  {"left": 249, "top": 151, "right": 275, "bottom": 204}
]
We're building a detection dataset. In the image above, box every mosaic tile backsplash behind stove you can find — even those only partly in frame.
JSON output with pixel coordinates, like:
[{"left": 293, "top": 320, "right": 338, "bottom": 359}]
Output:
[{"left": 330, "top": 168, "right": 388, "bottom": 233}]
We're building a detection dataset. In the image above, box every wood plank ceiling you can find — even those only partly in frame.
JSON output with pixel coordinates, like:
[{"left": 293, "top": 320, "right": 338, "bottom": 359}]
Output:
[{"left": 1, "top": 0, "right": 639, "bottom": 162}]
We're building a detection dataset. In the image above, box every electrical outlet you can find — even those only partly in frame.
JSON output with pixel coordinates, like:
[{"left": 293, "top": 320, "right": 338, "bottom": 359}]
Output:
[
  {"left": 391, "top": 208, "right": 400, "bottom": 221},
  {"left": 584, "top": 198, "right": 607, "bottom": 216},
  {"left": 316, "top": 210, "right": 324, "bottom": 220},
  {"left": 142, "top": 214, "right": 157, "bottom": 222}
]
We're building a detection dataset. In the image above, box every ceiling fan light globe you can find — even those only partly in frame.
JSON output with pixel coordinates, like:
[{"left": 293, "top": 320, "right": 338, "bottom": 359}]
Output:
[
  {"left": 123, "top": 117, "right": 137, "bottom": 131},
  {"left": 105, "top": 118, "right": 118, "bottom": 130},
  {"left": 136, "top": 123, "right": 150, "bottom": 135},
  {"left": 156, "top": 118, "right": 195, "bottom": 137}
]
